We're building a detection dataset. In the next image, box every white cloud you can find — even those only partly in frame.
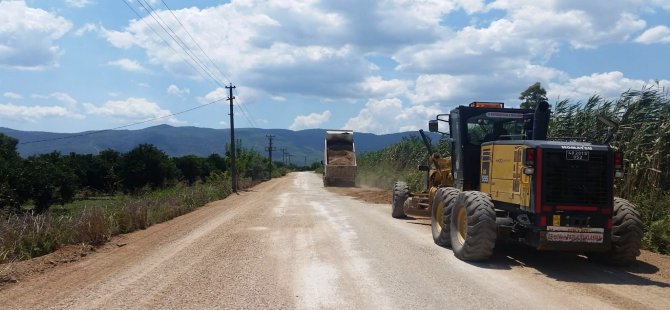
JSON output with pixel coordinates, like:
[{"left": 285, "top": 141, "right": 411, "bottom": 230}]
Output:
[
  {"left": 3, "top": 92, "right": 22, "bottom": 100},
  {"left": 0, "top": 103, "right": 69, "bottom": 121},
  {"left": 102, "top": 3, "right": 375, "bottom": 97},
  {"left": 409, "top": 74, "right": 470, "bottom": 104},
  {"left": 65, "top": 0, "right": 93, "bottom": 8},
  {"left": 289, "top": 110, "right": 331, "bottom": 130},
  {"left": 0, "top": 1, "right": 72, "bottom": 70},
  {"left": 74, "top": 23, "right": 98, "bottom": 37},
  {"left": 344, "top": 98, "right": 443, "bottom": 134},
  {"left": 201, "top": 87, "right": 228, "bottom": 104},
  {"left": 360, "top": 76, "right": 411, "bottom": 98},
  {"left": 548, "top": 71, "right": 670, "bottom": 101},
  {"left": 167, "top": 84, "right": 190, "bottom": 96},
  {"left": 100, "top": 27, "right": 135, "bottom": 49},
  {"left": 29, "top": 92, "right": 78, "bottom": 109},
  {"left": 50, "top": 92, "right": 77, "bottom": 109},
  {"left": 345, "top": 98, "right": 398, "bottom": 133},
  {"left": 83, "top": 97, "right": 181, "bottom": 124},
  {"left": 635, "top": 25, "right": 670, "bottom": 44},
  {"left": 395, "top": 1, "right": 649, "bottom": 78},
  {"left": 107, "top": 58, "right": 146, "bottom": 72}
]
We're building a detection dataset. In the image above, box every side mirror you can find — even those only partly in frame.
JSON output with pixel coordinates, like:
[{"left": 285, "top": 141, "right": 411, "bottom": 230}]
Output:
[
  {"left": 428, "top": 120, "right": 438, "bottom": 132},
  {"left": 418, "top": 165, "right": 430, "bottom": 171}
]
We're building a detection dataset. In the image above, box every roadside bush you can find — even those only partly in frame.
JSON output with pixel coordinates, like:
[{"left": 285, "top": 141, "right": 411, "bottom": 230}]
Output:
[
  {"left": 72, "top": 207, "right": 110, "bottom": 246},
  {"left": 0, "top": 214, "right": 70, "bottom": 261},
  {"left": 0, "top": 176, "right": 239, "bottom": 264}
]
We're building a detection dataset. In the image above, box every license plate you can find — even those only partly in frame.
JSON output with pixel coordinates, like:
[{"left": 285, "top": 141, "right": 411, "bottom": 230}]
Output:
[
  {"left": 546, "top": 226, "right": 604, "bottom": 243},
  {"left": 566, "top": 150, "right": 589, "bottom": 161}
]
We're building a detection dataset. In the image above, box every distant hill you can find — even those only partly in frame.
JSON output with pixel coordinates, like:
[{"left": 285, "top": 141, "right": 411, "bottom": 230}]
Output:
[{"left": 0, "top": 125, "right": 433, "bottom": 164}]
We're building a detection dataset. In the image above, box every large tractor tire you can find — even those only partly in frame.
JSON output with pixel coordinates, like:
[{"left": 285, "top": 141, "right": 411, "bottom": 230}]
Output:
[
  {"left": 450, "top": 191, "right": 497, "bottom": 261},
  {"left": 431, "top": 187, "right": 460, "bottom": 247},
  {"left": 392, "top": 181, "right": 409, "bottom": 219},
  {"left": 589, "top": 197, "right": 643, "bottom": 266}
]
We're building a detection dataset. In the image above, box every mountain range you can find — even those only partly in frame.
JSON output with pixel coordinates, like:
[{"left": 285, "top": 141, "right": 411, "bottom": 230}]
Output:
[{"left": 0, "top": 125, "right": 428, "bottom": 164}]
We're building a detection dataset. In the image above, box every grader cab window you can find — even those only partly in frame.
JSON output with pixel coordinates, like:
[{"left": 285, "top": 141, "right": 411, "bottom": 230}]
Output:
[{"left": 465, "top": 112, "right": 527, "bottom": 145}]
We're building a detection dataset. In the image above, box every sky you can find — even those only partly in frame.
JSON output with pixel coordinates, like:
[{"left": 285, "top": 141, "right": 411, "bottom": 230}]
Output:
[{"left": 1, "top": 0, "right": 670, "bottom": 134}]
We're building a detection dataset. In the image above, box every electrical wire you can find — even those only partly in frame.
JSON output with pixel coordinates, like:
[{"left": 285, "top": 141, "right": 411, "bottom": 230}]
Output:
[
  {"left": 233, "top": 88, "right": 258, "bottom": 128},
  {"left": 120, "top": 0, "right": 217, "bottom": 88},
  {"left": 136, "top": 0, "right": 223, "bottom": 87},
  {"left": 142, "top": 0, "right": 260, "bottom": 128},
  {"left": 160, "top": 0, "right": 233, "bottom": 85}
]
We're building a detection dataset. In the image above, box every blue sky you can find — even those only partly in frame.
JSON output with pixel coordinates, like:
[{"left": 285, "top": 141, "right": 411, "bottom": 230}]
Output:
[{"left": 1, "top": 0, "right": 669, "bottom": 134}]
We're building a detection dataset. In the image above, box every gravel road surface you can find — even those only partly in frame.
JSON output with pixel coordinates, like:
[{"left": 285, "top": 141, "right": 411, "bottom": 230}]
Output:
[{"left": 1, "top": 172, "right": 669, "bottom": 309}]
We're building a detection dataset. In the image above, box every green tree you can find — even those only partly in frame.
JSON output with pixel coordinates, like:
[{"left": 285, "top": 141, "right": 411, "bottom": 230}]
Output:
[
  {"left": 0, "top": 134, "right": 24, "bottom": 212},
  {"left": 174, "top": 155, "right": 206, "bottom": 185},
  {"left": 120, "top": 144, "right": 178, "bottom": 193},
  {"left": 22, "top": 152, "right": 77, "bottom": 213},
  {"left": 206, "top": 153, "right": 227, "bottom": 173},
  {"left": 519, "top": 82, "right": 548, "bottom": 109},
  {"left": 98, "top": 149, "right": 122, "bottom": 194}
]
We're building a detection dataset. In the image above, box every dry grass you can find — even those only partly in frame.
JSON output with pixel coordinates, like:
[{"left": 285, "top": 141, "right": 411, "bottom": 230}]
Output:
[{"left": 0, "top": 175, "right": 240, "bottom": 264}]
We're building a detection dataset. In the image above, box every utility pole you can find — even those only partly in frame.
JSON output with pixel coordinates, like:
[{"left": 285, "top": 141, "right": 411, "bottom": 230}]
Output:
[
  {"left": 265, "top": 135, "right": 276, "bottom": 179},
  {"left": 226, "top": 83, "right": 237, "bottom": 192},
  {"left": 287, "top": 153, "right": 294, "bottom": 165},
  {"left": 304, "top": 156, "right": 307, "bottom": 167},
  {"left": 281, "top": 148, "right": 287, "bottom": 165}
]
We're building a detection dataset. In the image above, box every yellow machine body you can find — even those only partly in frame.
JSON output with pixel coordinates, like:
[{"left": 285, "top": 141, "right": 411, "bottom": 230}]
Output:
[{"left": 478, "top": 144, "right": 531, "bottom": 210}]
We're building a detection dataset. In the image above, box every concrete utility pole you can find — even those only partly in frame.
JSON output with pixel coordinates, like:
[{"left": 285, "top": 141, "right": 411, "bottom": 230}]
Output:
[
  {"left": 265, "top": 135, "right": 276, "bottom": 179},
  {"left": 281, "top": 148, "right": 287, "bottom": 165},
  {"left": 287, "top": 153, "right": 294, "bottom": 165},
  {"left": 226, "top": 83, "right": 237, "bottom": 192}
]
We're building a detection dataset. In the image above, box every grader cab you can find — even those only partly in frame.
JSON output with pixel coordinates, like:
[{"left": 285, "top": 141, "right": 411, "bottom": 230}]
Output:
[{"left": 392, "top": 101, "right": 643, "bottom": 265}]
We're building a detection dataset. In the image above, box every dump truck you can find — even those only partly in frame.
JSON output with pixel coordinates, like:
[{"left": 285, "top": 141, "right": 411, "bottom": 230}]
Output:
[
  {"left": 392, "top": 101, "right": 643, "bottom": 265},
  {"left": 323, "top": 130, "right": 357, "bottom": 187}
]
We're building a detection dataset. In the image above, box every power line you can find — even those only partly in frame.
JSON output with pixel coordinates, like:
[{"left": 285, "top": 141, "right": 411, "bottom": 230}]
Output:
[
  {"left": 128, "top": 0, "right": 259, "bottom": 129},
  {"left": 233, "top": 88, "right": 258, "bottom": 128},
  {"left": 160, "top": 0, "right": 233, "bottom": 84},
  {"left": 120, "top": 0, "right": 217, "bottom": 87},
  {"left": 136, "top": 0, "right": 223, "bottom": 87},
  {"left": 19, "top": 97, "right": 227, "bottom": 145},
  {"left": 157, "top": 1, "right": 259, "bottom": 129}
]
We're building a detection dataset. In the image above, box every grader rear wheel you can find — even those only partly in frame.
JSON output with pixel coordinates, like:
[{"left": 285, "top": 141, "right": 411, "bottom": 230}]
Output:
[
  {"left": 589, "top": 197, "right": 643, "bottom": 266},
  {"left": 450, "top": 191, "right": 497, "bottom": 261},
  {"left": 392, "top": 181, "right": 409, "bottom": 219},
  {"left": 431, "top": 187, "right": 459, "bottom": 247}
]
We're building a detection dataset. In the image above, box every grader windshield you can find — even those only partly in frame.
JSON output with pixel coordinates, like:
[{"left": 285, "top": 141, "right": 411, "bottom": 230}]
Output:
[{"left": 465, "top": 112, "right": 527, "bottom": 146}]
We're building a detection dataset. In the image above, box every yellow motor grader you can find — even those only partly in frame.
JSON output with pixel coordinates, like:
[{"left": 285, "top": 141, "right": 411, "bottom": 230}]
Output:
[{"left": 392, "top": 101, "right": 643, "bottom": 265}]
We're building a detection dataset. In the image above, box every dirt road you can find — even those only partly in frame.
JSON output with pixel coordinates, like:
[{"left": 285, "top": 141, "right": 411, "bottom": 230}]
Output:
[{"left": 2, "top": 172, "right": 669, "bottom": 309}]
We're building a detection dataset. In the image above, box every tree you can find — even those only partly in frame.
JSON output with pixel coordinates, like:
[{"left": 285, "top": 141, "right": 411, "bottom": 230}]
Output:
[
  {"left": 206, "top": 153, "right": 227, "bottom": 173},
  {"left": 519, "top": 82, "right": 548, "bottom": 109},
  {"left": 98, "top": 149, "right": 122, "bottom": 194},
  {"left": 0, "top": 134, "right": 24, "bottom": 212},
  {"left": 174, "top": 155, "right": 206, "bottom": 185},
  {"left": 22, "top": 152, "right": 77, "bottom": 213},
  {"left": 120, "top": 144, "right": 178, "bottom": 193}
]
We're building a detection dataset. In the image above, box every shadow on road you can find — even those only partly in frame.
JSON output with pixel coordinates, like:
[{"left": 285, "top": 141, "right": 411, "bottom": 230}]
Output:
[{"left": 468, "top": 243, "right": 669, "bottom": 287}]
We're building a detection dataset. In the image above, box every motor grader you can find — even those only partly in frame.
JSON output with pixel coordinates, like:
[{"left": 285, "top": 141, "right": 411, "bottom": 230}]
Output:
[{"left": 392, "top": 101, "right": 643, "bottom": 265}]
